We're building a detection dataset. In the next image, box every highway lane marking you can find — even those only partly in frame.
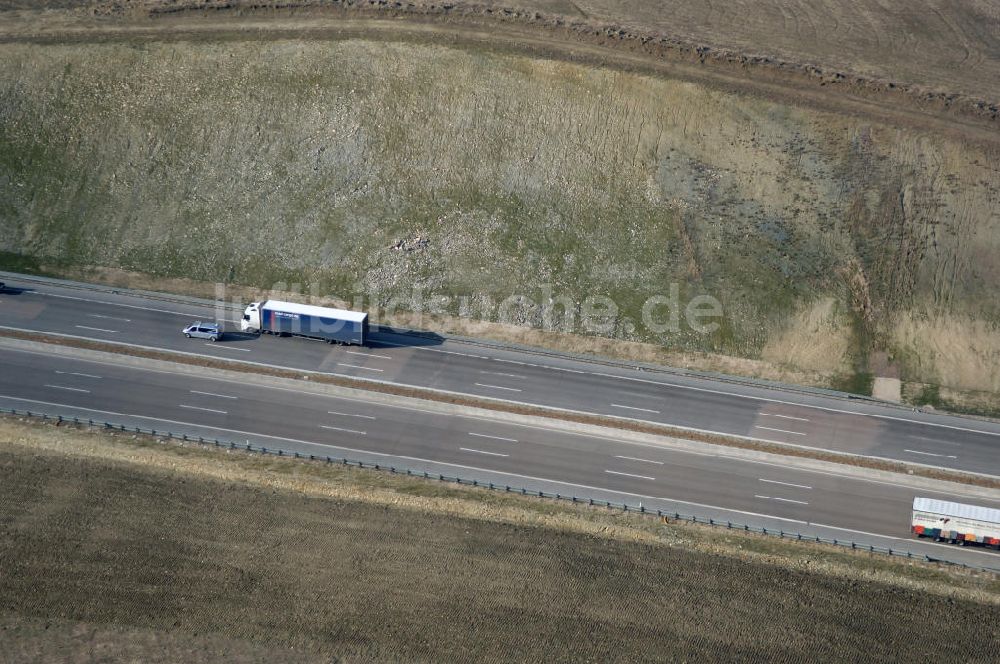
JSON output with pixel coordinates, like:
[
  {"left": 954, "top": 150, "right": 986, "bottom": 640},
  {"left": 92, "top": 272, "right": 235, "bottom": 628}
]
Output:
[
  {"left": 469, "top": 432, "right": 518, "bottom": 443},
  {"left": 475, "top": 383, "right": 523, "bottom": 392},
  {"left": 178, "top": 404, "right": 227, "bottom": 414},
  {"left": 755, "top": 495, "right": 809, "bottom": 505},
  {"left": 758, "top": 478, "right": 813, "bottom": 490},
  {"left": 12, "top": 391, "right": 1000, "bottom": 564},
  {"left": 320, "top": 424, "right": 367, "bottom": 435},
  {"left": 190, "top": 390, "right": 238, "bottom": 400},
  {"left": 459, "top": 447, "right": 509, "bottom": 457},
  {"left": 44, "top": 384, "right": 90, "bottom": 393},
  {"left": 494, "top": 358, "right": 585, "bottom": 374},
  {"left": 761, "top": 413, "right": 810, "bottom": 422},
  {"left": 55, "top": 371, "right": 102, "bottom": 379},
  {"left": 377, "top": 341, "right": 490, "bottom": 360},
  {"left": 611, "top": 404, "right": 661, "bottom": 414},
  {"left": 206, "top": 344, "right": 251, "bottom": 352},
  {"left": 0, "top": 394, "right": 825, "bottom": 528},
  {"left": 589, "top": 370, "right": 1000, "bottom": 438},
  {"left": 480, "top": 371, "right": 526, "bottom": 379},
  {"left": 1, "top": 346, "right": 992, "bottom": 484},
  {"left": 7, "top": 325, "right": 998, "bottom": 451},
  {"left": 605, "top": 469, "right": 656, "bottom": 481},
  {"left": 345, "top": 350, "right": 392, "bottom": 360},
  {"left": 75, "top": 325, "right": 118, "bottom": 334},
  {"left": 909, "top": 435, "right": 962, "bottom": 447},
  {"left": 337, "top": 363, "right": 384, "bottom": 372},
  {"left": 88, "top": 313, "right": 131, "bottom": 322},
  {"left": 755, "top": 425, "right": 806, "bottom": 436},
  {"left": 32, "top": 291, "right": 203, "bottom": 317},
  {"left": 328, "top": 410, "right": 377, "bottom": 420},
  {"left": 614, "top": 455, "right": 664, "bottom": 466},
  {"left": 904, "top": 449, "right": 958, "bottom": 459}
]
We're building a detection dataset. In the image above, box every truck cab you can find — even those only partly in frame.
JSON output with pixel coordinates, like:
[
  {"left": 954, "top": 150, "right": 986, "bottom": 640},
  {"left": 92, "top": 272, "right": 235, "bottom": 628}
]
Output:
[{"left": 240, "top": 302, "right": 262, "bottom": 333}]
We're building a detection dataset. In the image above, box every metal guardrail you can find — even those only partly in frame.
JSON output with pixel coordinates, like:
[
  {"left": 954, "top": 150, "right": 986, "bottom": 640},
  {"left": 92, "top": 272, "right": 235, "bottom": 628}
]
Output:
[{"left": 3, "top": 406, "right": 997, "bottom": 573}]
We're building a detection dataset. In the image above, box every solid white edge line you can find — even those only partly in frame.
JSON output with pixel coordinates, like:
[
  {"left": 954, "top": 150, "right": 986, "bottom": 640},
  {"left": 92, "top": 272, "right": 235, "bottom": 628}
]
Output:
[
  {"left": 0, "top": 394, "right": 815, "bottom": 527},
  {"left": 43, "top": 384, "right": 90, "bottom": 393},
  {"left": 9, "top": 291, "right": 1000, "bottom": 437},
  {"left": 590, "top": 370, "right": 1000, "bottom": 437},
  {"left": 178, "top": 404, "right": 227, "bottom": 414},
  {"left": 15, "top": 389, "right": 1000, "bottom": 564},
  {"left": 0, "top": 340, "right": 996, "bottom": 483},
  {"left": 459, "top": 447, "right": 509, "bottom": 457},
  {"left": 7, "top": 324, "right": 1000, "bottom": 448},
  {"left": 33, "top": 290, "right": 200, "bottom": 317}
]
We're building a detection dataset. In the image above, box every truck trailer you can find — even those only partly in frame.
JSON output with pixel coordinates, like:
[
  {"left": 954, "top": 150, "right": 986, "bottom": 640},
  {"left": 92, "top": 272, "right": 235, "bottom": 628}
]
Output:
[
  {"left": 911, "top": 497, "right": 1000, "bottom": 548},
  {"left": 240, "top": 300, "right": 368, "bottom": 346}
]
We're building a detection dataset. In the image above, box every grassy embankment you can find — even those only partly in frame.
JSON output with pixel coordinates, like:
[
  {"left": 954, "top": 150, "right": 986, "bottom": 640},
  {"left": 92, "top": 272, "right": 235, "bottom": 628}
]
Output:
[
  {"left": 2, "top": 415, "right": 999, "bottom": 662},
  {"left": 1, "top": 36, "right": 998, "bottom": 409}
]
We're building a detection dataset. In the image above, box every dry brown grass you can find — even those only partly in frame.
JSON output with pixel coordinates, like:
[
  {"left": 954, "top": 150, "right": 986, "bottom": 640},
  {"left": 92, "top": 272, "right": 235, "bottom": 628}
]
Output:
[
  {"left": 2, "top": 416, "right": 999, "bottom": 662},
  {"left": 761, "top": 297, "right": 852, "bottom": 374},
  {"left": 2, "top": 4, "right": 999, "bottom": 403},
  {"left": 892, "top": 312, "right": 1000, "bottom": 393}
]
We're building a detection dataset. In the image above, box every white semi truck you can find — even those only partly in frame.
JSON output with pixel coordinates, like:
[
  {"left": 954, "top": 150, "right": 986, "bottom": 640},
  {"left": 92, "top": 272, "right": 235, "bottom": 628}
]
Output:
[
  {"left": 911, "top": 497, "right": 1000, "bottom": 548},
  {"left": 240, "top": 300, "right": 368, "bottom": 345}
]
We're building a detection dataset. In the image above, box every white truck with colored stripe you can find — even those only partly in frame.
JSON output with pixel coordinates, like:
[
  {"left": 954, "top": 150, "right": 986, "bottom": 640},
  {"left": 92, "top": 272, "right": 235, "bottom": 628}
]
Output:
[{"left": 911, "top": 497, "right": 1000, "bottom": 548}]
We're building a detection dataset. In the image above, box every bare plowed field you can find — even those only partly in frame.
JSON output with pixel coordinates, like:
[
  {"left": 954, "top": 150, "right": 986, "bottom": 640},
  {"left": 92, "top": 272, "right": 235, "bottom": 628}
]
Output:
[
  {"left": 490, "top": 0, "right": 1000, "bottom": 102},
  {"left": 2, "top": 424, "right": 999, "bottom": 662}
]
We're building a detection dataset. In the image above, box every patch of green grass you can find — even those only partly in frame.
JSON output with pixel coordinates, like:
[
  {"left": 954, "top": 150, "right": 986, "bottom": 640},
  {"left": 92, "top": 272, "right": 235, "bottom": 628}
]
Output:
[
  {"left": 0, "top": 251, "right": 47, "bottom": 275},
  {"left": 829, "top": 370, "right": 875, "bottom": 396}
]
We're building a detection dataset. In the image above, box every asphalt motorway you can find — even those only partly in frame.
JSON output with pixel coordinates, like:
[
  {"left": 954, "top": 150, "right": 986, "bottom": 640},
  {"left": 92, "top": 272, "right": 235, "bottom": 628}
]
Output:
[
  {"left": 2, "top": 274, "right": 1000, "bottom": 478},
  {"left": 2, "top": 344, "right": 1000, "bottom": 570}
]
